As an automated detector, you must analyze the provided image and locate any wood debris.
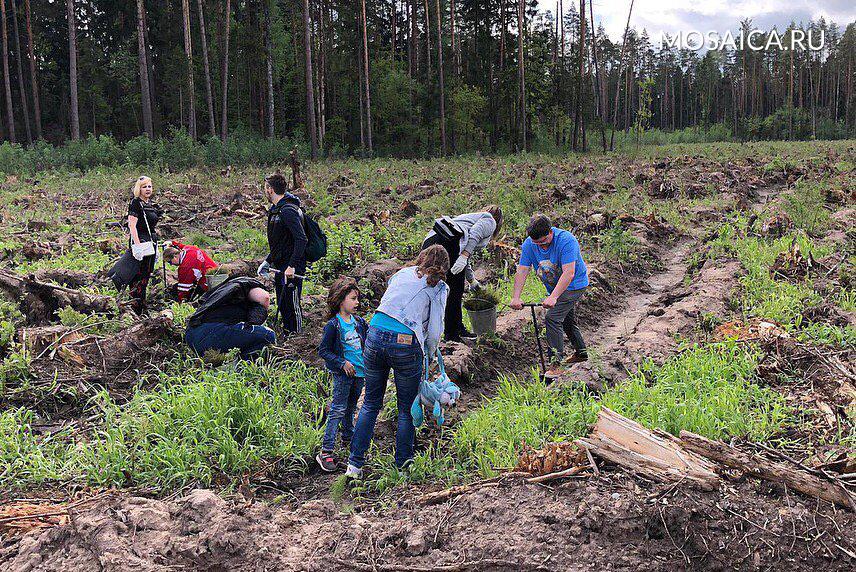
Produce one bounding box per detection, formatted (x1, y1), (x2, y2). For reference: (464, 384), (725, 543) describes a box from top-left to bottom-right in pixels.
(517, 441), (586, 476)
(576, 407), (720, 490)
(679, 430), (856, 511)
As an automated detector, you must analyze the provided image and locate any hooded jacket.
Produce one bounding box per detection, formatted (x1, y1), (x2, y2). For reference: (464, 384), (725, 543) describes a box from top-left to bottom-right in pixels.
(266, 194), (308, 272)
(375, 267), (448, 361)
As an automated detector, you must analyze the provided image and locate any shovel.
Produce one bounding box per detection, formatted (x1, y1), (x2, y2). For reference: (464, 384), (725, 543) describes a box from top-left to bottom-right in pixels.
(522, 303), (549, 383)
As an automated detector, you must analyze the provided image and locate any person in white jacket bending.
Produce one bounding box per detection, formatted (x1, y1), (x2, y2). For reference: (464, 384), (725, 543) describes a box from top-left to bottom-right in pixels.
(422, 205), (503, 341)
(346, 245), (450, 479)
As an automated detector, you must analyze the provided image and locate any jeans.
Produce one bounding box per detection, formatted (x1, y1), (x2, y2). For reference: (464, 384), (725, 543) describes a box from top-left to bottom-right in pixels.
(321, 373), (365, 452)
(185, 322), (276, 359)
(275, 276), (304, 334)
(349, 326), (423, 469)
(422, 234), (465, 338)
(544, 287), (587, 361)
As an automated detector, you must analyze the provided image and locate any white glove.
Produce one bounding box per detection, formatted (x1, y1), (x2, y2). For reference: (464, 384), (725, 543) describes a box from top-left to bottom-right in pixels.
(257, 260), (271, 277)
(131, 243), (145, 261)
(450, 255), (468, 275)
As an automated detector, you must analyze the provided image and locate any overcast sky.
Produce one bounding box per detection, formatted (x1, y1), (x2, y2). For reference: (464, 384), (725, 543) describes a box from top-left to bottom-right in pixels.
(536, 1), (856, 44)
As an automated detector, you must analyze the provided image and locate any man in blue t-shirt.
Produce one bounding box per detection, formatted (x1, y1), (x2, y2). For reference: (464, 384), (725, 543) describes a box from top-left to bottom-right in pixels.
(510, 214), (589, 377)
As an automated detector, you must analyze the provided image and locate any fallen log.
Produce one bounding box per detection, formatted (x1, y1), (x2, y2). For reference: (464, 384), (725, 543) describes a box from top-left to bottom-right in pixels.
(0, 269), (115, 323)
(33, 268), (93, 289)
(679, 430), (856, 511)
(100, 310), (175, 360)
(576, 407), (720, 491)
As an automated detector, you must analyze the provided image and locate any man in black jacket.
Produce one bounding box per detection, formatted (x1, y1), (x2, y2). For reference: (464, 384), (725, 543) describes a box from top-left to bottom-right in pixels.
(257, 173), (308, 334)
(184, 277), (276, 359)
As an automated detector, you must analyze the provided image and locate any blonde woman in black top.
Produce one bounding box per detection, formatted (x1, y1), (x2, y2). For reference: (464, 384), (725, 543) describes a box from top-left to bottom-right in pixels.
(127, 176), (161, 314)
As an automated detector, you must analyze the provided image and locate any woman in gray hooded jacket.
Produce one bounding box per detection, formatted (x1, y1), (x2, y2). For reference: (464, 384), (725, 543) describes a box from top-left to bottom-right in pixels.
(422, 205), (503, 341)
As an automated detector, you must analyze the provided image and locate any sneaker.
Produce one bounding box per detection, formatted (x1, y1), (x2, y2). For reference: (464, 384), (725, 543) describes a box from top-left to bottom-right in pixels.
(345, 464), (363, 480)
(565, 353), (588, 364)
(458, 328), (478, 340)
(544, 366), (568, 379)
(315, 451), (338, 473)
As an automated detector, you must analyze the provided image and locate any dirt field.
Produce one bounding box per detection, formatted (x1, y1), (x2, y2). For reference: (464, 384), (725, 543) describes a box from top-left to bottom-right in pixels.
(0, 141), (853, 570)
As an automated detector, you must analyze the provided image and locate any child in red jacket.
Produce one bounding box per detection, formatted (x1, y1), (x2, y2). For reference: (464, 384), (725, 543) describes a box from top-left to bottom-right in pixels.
(163, 241), (219, 302)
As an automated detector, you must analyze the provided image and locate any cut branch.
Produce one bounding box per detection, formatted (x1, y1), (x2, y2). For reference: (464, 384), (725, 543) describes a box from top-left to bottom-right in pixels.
(679, 430), (856, 511)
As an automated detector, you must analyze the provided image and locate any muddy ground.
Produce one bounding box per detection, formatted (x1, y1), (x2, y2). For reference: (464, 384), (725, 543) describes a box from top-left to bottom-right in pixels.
(1, 144), (854, 570)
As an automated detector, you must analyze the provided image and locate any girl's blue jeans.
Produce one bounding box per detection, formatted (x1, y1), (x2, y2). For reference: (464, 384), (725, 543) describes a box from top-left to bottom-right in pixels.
(321, 372), (364, 452)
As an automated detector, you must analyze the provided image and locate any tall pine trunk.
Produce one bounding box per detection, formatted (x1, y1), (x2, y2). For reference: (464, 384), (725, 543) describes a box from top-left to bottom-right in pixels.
(571, 0), (585, 151)
(66, 0), (79, 140)
(262, 0), (274, 138)
(391, 0), (396, 58)
(197, 0), (216, 137)
(23, 0), (38, 138)
(609, 0), (633, 150)
(11, 0), (30, 143)
(1, 0), (15, 142)
(450, 0), (459, 76)
(423, 0), (431, 75)
(434, 0), (445, 155)
(517, 0), (526, 151)
(218, 0), (230, 141)
(360, 0), (372, 154)
(136, 0), (153, 138)
(181, 0), (196, 139)
(303, 0), (318, 158)
(412, 0), (416, 77)
(588, 0), (605, 152)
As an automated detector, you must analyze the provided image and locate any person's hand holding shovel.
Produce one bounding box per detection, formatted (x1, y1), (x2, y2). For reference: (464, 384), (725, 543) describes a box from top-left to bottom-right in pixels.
(542, 294), (558, 309)
(510, 297), (523, 310)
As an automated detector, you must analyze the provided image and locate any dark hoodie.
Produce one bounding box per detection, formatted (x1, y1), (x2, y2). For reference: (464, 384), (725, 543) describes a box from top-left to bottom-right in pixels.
(266, 193), (308, 272)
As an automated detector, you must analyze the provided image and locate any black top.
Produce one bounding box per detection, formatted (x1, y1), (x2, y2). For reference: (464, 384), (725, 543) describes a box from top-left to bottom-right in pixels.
(201, 301), (249, 326)
(127, 198), (161, 243)
(188, 277), (266, 328)
(266, 195), (307, 272)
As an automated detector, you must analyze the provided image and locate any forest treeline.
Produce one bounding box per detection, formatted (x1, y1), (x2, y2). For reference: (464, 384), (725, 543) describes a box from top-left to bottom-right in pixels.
(0, 0), (853, 165)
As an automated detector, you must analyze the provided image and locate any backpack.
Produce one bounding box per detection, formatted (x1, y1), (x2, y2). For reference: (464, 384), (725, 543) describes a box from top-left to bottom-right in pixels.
(432, 216), (465, 242)
(279, 203), (327, 264)
(302, 210), (328, 263)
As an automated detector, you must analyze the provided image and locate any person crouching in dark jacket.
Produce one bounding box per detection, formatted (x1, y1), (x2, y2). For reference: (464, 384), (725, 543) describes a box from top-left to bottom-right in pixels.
(185, 277), (276, 359)
(257, 172), (307, 335)
(315, 277), (367, 473)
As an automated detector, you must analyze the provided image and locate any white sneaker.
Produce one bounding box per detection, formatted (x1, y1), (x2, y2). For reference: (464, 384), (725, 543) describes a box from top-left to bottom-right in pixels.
(345, 464), (363, 480)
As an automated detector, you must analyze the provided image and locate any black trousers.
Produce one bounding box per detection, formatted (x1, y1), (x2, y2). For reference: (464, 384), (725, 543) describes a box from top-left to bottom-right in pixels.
(128, 254), (156, 315)
(275, 276), (304, 334)
(421, 234), (465, 339)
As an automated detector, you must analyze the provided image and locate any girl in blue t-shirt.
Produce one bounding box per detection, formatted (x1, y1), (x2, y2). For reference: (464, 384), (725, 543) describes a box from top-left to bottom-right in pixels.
(317, 277), (368, 472)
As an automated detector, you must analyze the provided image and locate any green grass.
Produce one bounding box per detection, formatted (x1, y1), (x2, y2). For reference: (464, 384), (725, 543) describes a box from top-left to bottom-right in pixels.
(0, 355), (329, 491)
(0, 408), (74, 485)
(596, 220), (642, 265)
(0, 299), (23, 350)
(780, 182), (830, 235)
(15, 244), (111, 275)
(453, 376), (598, 478)
(222, 225), (268, 262)
(602, 342), (790, 441)
(708, 223), (832, 329)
